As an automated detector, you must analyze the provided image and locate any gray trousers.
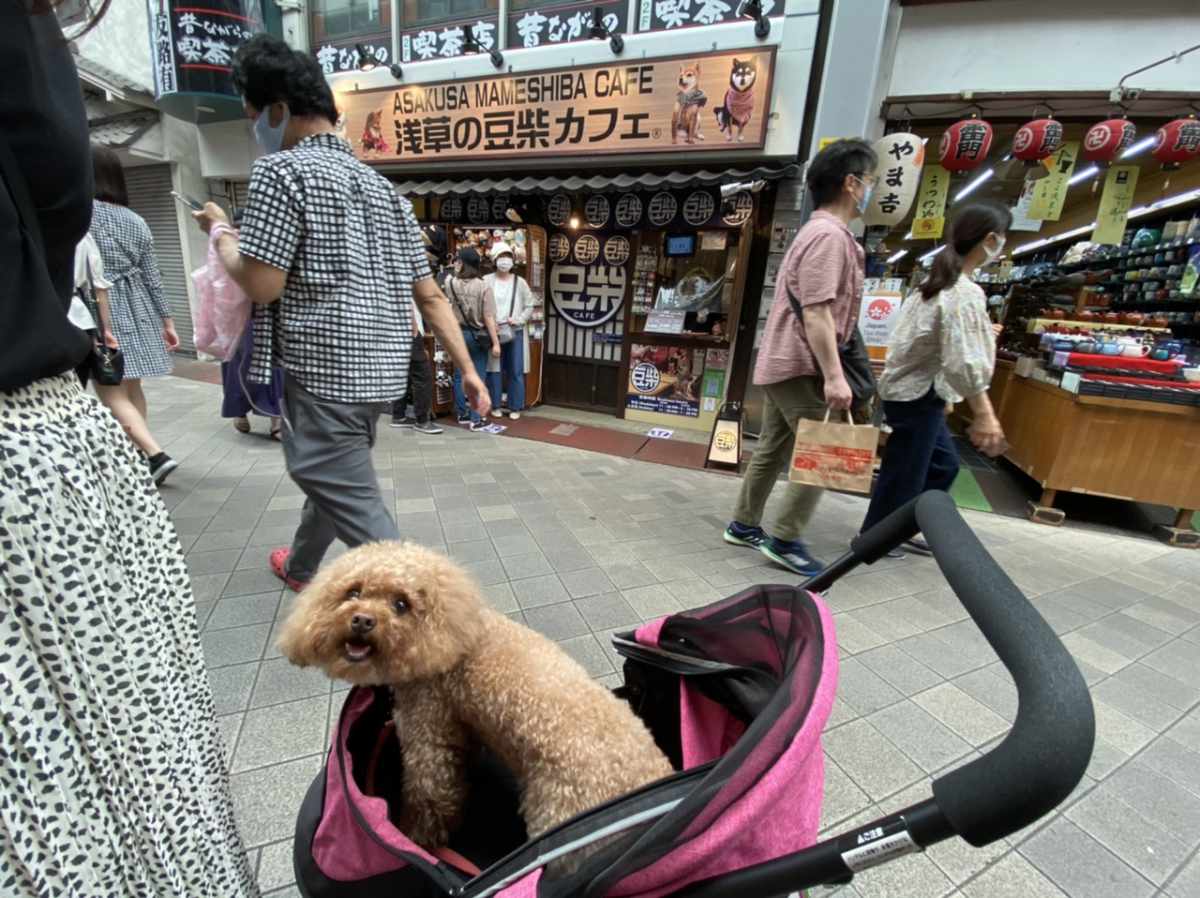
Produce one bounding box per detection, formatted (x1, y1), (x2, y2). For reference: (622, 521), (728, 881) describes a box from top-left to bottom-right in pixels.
(281, 374), (400, 580)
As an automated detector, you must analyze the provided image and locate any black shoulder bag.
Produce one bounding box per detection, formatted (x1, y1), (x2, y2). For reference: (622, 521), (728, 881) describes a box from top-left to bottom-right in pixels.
(81, 257), (124, 386)
(785, 287), (876, 404)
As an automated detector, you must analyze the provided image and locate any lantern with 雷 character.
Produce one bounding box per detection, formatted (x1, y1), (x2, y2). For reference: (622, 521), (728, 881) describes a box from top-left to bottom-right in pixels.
(1082, 118), (1137, 166)
(863, 132), (924, 228)
(938, 117), (993, 172)
(1152, 116), (1200, 170)
(1012, 117), (1063, 179)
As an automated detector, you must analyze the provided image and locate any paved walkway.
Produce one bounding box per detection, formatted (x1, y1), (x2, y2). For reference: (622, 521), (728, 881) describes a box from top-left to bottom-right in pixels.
(146, 376), (1200, 898)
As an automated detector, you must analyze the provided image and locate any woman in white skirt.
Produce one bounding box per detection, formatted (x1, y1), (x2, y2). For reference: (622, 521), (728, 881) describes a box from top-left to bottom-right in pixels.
(0, 4), (258, 896)
(89, 144), (182, 485)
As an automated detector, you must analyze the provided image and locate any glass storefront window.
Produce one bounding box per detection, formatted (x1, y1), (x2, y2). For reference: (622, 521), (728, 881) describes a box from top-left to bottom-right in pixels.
(400, 0), (497, 26)
(310, 0), (390, 43)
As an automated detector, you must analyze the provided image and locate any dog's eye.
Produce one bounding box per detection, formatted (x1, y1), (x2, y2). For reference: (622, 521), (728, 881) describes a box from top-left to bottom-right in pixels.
(393, 597), (409, 614)
(346, 588), (360, 601)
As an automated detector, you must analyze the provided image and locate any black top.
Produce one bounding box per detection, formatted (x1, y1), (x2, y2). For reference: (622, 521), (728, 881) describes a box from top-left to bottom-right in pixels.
(0, 2), (93, 390)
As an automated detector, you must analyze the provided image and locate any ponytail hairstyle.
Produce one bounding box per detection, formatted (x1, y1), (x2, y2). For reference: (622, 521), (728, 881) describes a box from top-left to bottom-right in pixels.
(919, 199), (1013, 300)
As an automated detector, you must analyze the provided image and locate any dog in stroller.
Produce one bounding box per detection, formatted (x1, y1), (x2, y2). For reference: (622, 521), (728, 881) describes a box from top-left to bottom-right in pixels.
(277, 541), (673, 851)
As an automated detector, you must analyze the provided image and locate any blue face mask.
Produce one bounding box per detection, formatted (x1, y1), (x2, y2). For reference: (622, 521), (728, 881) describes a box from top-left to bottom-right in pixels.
(253, 105), (290, 155)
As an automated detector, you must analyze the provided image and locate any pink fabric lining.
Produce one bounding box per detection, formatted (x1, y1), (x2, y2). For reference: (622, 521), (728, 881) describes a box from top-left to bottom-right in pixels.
(312, 689), (440, 882)
(613, 592), (838, 898)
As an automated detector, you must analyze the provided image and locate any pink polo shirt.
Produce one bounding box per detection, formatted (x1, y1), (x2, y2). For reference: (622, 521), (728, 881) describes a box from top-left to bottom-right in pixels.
(753, 210), (864, 386)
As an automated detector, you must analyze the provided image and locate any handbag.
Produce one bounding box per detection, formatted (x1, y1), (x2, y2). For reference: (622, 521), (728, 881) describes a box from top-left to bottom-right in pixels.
(81, 255), (125, 386)
(447, 279), (490, 348)
(785, 286), (876, 404)
(789, 409), (880, 495)
(492, 278), (514, 345)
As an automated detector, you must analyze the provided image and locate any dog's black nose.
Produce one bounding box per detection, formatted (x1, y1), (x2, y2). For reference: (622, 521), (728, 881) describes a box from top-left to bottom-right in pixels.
(351, 613), (375, 634)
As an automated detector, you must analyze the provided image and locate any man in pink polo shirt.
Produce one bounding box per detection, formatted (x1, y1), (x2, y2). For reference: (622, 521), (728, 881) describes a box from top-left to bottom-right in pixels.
(726, 139), (877, 576)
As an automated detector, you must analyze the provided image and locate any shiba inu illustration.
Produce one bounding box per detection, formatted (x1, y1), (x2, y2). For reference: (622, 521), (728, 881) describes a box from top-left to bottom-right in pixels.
(360, 109), (390, 154)
(671, 62), (707, 145)
(714, 58), (758, 143)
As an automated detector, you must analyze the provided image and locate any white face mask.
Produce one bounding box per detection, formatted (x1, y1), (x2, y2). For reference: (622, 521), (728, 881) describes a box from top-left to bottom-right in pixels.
(983, 234), (1006, 264)
(252, 104), (290, 155)
(496, 257), (514, 273)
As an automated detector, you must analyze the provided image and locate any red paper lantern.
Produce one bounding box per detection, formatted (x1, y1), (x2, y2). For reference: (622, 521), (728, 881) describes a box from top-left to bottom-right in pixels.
(1012, 118), (1063, 162)
(938, 117), (994, 172)
(1082, 118), (1137, 165)
(1153, 116), (1200, 169)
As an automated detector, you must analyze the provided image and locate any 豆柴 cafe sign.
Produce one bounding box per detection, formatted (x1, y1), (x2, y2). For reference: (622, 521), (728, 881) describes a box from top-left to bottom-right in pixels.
(338, 48), (775, 164)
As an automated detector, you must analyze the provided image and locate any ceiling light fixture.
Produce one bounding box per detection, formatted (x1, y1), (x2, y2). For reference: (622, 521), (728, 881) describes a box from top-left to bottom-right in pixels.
(954, 168), (994, 202)
(1120, 135), (1157, 159)
(1012, 186), (1200, 256)
(1068, 164), (1100, 186)
(919, 245), (945, 263)
(887, 249), (908, 264)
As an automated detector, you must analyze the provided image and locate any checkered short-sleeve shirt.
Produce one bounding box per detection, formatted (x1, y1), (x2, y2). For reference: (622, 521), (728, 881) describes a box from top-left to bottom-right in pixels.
(240, 133), (429, 404)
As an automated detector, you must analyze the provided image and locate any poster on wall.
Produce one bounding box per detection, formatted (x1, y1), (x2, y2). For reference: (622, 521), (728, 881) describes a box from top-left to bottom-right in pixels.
(627, 344), (706, 417)
(857, 288), (904, 359)
(508, 1), (626, 49)
(339, 48), (775, 164)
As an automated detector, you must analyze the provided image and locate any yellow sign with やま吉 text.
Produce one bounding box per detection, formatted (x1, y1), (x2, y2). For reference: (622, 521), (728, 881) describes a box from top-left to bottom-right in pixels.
(1027, 140), (1080, 221)
(910, 164), (950, 239)
(1092, 165), (1140, 245)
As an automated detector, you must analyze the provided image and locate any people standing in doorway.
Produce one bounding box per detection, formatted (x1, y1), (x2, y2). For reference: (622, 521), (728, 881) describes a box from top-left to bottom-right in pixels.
(860, 200), (1010, 554)
(483, 241), (534, 420)
(0, 4), (258, 894)
(89, 145), (181, 484)
(725, 138), (876, 577)
(391, 235), (443, 434)
(447, 246), (500, 431)
(192, 34), (489, 592)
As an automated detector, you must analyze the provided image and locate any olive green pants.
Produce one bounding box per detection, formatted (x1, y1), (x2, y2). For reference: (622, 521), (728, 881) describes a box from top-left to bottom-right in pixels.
(732, 376), (829, 543)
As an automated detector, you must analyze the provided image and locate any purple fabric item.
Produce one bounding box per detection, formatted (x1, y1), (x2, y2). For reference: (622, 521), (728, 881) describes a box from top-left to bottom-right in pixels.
(221, 322), (282, 418)
(619, 591), (838, 898)
(312, 689), (439, 882)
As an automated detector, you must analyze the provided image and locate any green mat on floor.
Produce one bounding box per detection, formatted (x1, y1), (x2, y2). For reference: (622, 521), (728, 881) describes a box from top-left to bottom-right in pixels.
(950, 468), (993, 513)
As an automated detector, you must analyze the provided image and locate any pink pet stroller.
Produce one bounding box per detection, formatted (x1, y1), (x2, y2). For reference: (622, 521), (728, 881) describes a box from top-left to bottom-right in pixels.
(293, 492), (1095, 897)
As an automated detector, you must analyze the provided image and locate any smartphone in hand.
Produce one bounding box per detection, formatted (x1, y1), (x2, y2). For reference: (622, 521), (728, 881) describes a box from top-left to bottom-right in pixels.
(170, 191), (205, 212)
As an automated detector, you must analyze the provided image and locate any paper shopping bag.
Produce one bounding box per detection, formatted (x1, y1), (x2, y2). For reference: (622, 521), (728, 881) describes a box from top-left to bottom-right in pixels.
(789, 410), (880, 494)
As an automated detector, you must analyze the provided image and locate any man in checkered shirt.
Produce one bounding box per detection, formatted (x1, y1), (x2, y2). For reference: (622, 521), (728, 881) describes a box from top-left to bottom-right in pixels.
(195, 34), (490, 589)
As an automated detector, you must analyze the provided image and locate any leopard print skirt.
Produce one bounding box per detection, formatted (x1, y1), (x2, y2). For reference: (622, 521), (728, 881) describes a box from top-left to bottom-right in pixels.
(0, 375), (258, 898)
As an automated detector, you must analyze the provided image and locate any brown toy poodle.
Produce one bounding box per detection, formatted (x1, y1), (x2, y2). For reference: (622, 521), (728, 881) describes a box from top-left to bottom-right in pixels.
(277, 541), (674, 850)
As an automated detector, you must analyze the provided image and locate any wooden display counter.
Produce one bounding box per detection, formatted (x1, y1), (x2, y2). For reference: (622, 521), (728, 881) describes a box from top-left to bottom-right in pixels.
(994, 369), (1200, 546)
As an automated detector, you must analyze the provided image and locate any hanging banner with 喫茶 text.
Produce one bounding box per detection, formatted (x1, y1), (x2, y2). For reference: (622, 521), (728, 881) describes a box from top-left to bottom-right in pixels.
(338, 48), (775, 164)
(1092, 165), (1140, 246)
(1027, 141), (1079, 222)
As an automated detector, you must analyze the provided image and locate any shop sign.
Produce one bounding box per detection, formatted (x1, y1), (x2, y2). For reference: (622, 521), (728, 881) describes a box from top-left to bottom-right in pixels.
(627, 345), (706, 418)
(341, 48), (774, 164)
(645, 309), (686, 333)
(637, 0), (778, 32)
(857, 289), (904, 354)
(549, 259), (627, 328)
(700, 348), (728, 413)
(910, 164), (950, 240)
(508, 1), (626, 49)
(1027, 141), (1079, 222)
(399, 18), (499, 63)
(1092, 165), (1140, 246)
(1009, 178), (1043, 232)
(863, 133), (924, 228)
(149, 0), (260, 100)
(315, 37), (391, 75)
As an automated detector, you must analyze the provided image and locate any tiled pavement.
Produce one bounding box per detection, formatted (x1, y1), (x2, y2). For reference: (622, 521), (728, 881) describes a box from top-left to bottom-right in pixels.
(143, 376), (1200, 898)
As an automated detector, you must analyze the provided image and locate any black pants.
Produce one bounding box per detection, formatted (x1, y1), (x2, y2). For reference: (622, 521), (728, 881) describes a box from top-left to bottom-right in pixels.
(392, 333), (433, 422)
(861, 388), (961, 532)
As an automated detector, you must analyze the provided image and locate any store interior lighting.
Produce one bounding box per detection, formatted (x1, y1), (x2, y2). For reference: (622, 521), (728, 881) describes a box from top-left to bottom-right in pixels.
(1063, 137), (1158, 188)
(887, 249), (908, 264)
(737, 0), (771, 39)
(588, 6), (624, 54)
(1068, 165), (1100, 186)
(953, 168), (995, 202)
(355, 43), (377, 72)
(1121, 135), (1158, 159)
(1010, 186), (1200, 256)
(919, 245), (945, 263)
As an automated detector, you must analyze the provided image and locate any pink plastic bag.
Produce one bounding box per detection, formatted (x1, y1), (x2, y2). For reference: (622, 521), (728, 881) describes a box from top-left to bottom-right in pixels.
(191, 230), (250, 361)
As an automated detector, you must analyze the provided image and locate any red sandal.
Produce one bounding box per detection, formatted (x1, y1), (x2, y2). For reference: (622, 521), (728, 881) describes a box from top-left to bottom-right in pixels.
(269, 547), (310, 592)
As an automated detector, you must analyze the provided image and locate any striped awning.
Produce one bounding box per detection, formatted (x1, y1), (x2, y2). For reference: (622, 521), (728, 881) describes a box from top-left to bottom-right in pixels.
(391, 164), (801, 197)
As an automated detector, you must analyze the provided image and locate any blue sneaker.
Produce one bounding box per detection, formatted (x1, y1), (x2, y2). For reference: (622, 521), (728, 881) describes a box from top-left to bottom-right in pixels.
(759, 536), (825, 577)
(724, 521), (766, 548)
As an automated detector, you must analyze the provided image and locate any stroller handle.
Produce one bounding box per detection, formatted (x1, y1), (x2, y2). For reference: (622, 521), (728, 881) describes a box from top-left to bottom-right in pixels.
(852, 491), (1096, 846)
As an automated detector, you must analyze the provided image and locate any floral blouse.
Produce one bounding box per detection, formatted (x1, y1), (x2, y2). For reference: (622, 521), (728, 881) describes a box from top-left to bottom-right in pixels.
(877, 275), (996, 404)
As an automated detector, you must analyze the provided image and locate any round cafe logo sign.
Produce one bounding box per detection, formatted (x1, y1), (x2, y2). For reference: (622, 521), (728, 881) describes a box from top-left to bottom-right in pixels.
(548, 233), (570, 262)
(546, 193), (571, 227)
(683, 190), (715, 226)
(866, 299), (893, 321)
(604, 236), (630, 265)
(574, 234), (600, 264)
(585, 195), (611, 228)
(615, 193), (642, 227)
(631, 362), (661, 394)
(647, 192), (678, 227)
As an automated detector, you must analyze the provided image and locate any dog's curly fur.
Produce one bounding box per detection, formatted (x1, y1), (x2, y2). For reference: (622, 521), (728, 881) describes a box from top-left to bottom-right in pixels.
(278, 541), (674, 850)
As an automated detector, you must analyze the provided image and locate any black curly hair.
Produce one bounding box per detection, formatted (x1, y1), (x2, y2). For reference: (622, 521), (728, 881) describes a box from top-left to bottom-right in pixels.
(232, 34), (338, 125)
